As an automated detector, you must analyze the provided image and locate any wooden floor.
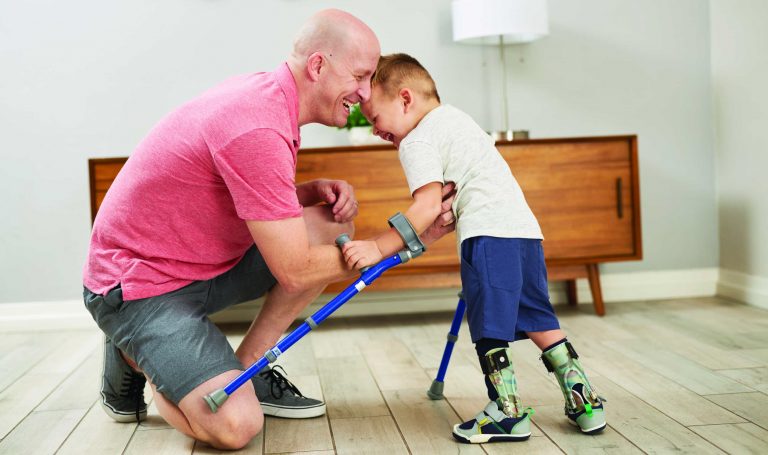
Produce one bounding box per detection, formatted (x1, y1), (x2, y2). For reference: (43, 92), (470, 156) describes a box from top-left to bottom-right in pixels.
(2, 297), (768, 454)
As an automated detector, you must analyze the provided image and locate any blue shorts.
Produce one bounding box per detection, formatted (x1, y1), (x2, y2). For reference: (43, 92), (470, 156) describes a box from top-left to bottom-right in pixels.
(460, 236), (560, 343)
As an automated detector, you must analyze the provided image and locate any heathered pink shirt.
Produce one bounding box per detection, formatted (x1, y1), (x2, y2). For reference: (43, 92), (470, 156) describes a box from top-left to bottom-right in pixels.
(84, 63), (303, 300)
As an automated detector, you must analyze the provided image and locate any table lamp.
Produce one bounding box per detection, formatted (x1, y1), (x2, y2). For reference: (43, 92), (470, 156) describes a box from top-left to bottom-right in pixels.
(452, 0), (549, 141)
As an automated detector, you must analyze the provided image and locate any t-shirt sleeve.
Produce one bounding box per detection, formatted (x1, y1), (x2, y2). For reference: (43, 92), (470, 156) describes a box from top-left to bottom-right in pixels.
(212, 128), (302, 221)
(398, 140), (444, 195)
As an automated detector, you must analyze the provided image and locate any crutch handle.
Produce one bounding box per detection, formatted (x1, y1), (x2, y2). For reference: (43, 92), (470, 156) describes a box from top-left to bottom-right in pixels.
(335, 233), (371, 272)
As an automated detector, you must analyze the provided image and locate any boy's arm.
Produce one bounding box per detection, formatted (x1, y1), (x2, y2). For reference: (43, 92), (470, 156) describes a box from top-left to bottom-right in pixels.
(373, 182), (444, 257)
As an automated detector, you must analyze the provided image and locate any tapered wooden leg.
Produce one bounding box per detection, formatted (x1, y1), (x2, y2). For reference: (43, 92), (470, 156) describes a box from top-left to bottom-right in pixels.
(565, 280), (578, 306)
(586, 264), (606, 316)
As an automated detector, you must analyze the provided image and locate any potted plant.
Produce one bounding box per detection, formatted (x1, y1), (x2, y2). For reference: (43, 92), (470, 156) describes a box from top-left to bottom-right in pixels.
(341, 104), (386, 145)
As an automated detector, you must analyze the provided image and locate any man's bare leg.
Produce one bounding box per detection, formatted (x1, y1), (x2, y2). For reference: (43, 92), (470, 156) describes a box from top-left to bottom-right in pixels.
(119, 353), (262, 450)
(235, 205), (352, 364)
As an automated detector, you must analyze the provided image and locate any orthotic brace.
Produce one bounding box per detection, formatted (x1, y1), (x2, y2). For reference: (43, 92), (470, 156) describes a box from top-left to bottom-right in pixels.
(388, 212), (426, 258)
(480, 348), (524, 418)
(541, 341), (601, 416)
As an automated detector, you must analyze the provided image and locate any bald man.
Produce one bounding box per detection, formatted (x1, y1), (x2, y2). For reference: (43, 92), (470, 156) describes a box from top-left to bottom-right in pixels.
(83, 9), (455, 449)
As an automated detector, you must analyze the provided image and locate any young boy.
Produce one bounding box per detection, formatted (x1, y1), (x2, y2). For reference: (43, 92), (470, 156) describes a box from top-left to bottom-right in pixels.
(341, 54), (606, 443)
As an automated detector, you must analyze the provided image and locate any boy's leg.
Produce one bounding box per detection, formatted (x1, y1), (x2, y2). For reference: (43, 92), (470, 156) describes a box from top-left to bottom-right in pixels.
(453, 346), (532, 444)
(518, 239), (605, 434)
(452, 238), (532, 444)
(539, 338), (606, 434)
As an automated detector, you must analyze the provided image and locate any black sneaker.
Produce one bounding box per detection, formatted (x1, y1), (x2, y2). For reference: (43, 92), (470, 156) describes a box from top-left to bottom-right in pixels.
(252, 365), (326, 418)
(100, 337), (147, 422)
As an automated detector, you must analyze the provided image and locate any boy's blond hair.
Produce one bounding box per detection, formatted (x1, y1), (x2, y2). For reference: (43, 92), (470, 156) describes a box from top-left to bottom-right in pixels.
(372, 53), (441, 103)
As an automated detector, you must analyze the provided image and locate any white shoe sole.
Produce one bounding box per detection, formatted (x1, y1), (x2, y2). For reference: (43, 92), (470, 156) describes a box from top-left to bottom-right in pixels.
(100, 401), (147, 423)
(452, 424), (530, 443)
(568, 416), (606, 434)
(261, 402), (326, 419)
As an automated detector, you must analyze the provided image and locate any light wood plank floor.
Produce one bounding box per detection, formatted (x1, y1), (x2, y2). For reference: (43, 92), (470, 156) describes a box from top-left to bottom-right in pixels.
(2, 297), (768, 454)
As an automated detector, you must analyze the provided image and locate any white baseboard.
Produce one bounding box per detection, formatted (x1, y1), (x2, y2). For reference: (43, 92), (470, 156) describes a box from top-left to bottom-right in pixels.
(0, 267), (755, 331)
(717, 268), (768, 310)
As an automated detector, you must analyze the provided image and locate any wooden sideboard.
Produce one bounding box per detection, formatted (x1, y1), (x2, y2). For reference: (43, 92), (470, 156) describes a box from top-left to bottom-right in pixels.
(89, 135), (641, 315)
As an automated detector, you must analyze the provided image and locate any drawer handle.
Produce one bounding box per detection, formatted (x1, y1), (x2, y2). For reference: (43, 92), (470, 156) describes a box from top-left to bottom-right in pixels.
(615, 178), (623, 219)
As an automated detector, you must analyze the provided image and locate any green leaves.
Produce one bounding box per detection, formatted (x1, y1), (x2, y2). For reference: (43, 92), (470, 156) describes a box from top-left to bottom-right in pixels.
(341, 104), (371, 130)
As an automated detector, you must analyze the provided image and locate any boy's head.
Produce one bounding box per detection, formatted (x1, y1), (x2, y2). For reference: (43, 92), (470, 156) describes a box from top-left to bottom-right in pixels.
(361, 53), (441, 147)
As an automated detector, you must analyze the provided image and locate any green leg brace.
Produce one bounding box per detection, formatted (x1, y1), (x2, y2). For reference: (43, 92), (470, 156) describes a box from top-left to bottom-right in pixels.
(541, 341), (602, 416)
(481, 348), (524, 418)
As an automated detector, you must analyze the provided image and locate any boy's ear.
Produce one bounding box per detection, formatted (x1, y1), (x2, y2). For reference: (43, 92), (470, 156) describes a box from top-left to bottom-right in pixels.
(399, 88), (414, 113)
(306, 52), (325, 82)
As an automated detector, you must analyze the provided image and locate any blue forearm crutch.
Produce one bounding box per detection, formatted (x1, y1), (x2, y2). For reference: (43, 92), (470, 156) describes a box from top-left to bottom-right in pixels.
(426, 292), (466, 400)
(203, 233), (424, 412)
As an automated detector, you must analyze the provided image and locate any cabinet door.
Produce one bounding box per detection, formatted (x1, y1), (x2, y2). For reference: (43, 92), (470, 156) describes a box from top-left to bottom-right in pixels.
(498, 139), (639, 264)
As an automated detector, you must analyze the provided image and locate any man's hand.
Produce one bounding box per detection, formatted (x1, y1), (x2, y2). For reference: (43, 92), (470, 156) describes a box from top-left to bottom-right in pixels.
(421, 181), (457, 245)
(316, 179), (358, 223)
(341, 240), (383, 270)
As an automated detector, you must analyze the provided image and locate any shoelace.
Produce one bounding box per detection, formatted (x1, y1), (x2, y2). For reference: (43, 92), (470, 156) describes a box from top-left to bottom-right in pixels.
(120, 372), (145, 422)
(260, 365), (304, 399)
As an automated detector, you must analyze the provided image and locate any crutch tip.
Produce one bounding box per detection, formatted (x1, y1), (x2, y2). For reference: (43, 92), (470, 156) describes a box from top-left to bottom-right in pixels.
(426, 380), (445, 400)
(203, 388), (229, 413)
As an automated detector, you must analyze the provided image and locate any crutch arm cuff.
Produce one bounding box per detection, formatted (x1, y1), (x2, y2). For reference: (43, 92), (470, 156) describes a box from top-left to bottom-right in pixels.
(388, 212), (426, 257)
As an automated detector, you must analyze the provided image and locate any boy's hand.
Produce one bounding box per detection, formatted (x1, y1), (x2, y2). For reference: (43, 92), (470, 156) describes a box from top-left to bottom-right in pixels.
(341, 240), (384, 270)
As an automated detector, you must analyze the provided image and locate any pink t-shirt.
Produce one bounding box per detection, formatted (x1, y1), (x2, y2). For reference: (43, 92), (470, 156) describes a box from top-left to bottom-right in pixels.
(84, 63), (303, 300)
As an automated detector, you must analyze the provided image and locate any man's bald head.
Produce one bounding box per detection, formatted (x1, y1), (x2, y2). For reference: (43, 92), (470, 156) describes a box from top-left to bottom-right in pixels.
(288, 9), (381, 127)
(291, 9), (379, 63)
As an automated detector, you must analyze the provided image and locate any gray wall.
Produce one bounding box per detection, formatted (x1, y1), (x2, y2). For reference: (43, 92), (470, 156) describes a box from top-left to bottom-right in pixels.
(711, 0), (768, 278)
(0, 0), (717, 303)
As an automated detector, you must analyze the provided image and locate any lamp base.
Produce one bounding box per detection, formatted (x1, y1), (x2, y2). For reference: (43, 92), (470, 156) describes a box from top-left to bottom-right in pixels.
(491, 130), (530, 142)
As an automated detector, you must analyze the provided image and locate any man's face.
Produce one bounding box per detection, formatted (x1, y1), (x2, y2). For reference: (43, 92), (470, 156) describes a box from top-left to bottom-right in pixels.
(361, 85), (412, 148)
(320, 44), (379, 127)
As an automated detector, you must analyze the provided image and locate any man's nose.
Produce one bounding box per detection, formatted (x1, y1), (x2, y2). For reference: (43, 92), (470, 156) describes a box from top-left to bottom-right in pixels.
(357, 83), (371, 103)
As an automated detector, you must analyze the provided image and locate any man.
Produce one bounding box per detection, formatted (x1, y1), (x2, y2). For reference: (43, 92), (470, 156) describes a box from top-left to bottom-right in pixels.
(83, 9), (455, 450)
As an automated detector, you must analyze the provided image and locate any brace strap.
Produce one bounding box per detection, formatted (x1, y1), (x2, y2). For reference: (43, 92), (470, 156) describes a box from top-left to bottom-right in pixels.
(480, 348), (510, 375)
(541, 340), (579, 373)
(388, 212), (426, 254)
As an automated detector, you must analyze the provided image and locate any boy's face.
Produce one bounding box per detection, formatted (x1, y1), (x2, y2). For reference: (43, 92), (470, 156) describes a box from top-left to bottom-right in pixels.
(361, 85), (414, 148)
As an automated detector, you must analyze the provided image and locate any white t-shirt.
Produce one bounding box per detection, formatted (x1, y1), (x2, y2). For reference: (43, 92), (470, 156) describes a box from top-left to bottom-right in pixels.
(398, 104), (543, 245)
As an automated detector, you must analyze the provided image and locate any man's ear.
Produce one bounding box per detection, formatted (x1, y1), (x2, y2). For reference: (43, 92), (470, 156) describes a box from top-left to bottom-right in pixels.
(306, 52), (324, 82)
(399, 88), (413, 113)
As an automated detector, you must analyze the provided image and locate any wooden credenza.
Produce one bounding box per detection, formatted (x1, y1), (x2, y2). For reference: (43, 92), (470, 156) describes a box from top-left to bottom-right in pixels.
(89, 135), (641, 315)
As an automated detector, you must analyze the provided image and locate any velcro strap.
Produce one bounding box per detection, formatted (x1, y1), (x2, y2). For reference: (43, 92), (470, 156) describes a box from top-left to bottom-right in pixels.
(566, 341), (579, 359)
(388, 212), (426, 254)
(541, 355), (555, 373)
(480, 349), (510, 375)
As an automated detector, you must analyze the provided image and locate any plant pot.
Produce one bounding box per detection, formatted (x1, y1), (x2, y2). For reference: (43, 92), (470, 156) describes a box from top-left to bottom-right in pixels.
(347, 127), (388, 146)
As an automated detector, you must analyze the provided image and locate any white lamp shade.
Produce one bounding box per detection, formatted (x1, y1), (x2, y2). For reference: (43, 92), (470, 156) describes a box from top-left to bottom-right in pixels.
(452, 0), (549, 44)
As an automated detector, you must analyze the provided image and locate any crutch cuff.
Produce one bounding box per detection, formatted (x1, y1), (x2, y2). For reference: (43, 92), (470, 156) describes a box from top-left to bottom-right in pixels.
(388, 212), (426, 257)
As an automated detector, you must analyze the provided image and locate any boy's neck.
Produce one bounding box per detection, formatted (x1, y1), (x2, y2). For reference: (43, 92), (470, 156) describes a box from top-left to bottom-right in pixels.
(412, 99), (442, 128)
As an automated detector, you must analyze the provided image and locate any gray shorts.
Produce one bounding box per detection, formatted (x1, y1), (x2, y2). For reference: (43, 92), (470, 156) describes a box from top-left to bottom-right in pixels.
(84, 246), (276, 404)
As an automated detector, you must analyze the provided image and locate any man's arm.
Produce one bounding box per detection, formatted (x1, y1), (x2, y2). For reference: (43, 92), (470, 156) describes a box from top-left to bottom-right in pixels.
(247, 217), (354, 294)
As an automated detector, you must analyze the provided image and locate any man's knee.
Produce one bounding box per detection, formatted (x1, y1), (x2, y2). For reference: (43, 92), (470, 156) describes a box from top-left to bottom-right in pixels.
(205, 411), (263, 450)
(180, 373), (264, 450)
